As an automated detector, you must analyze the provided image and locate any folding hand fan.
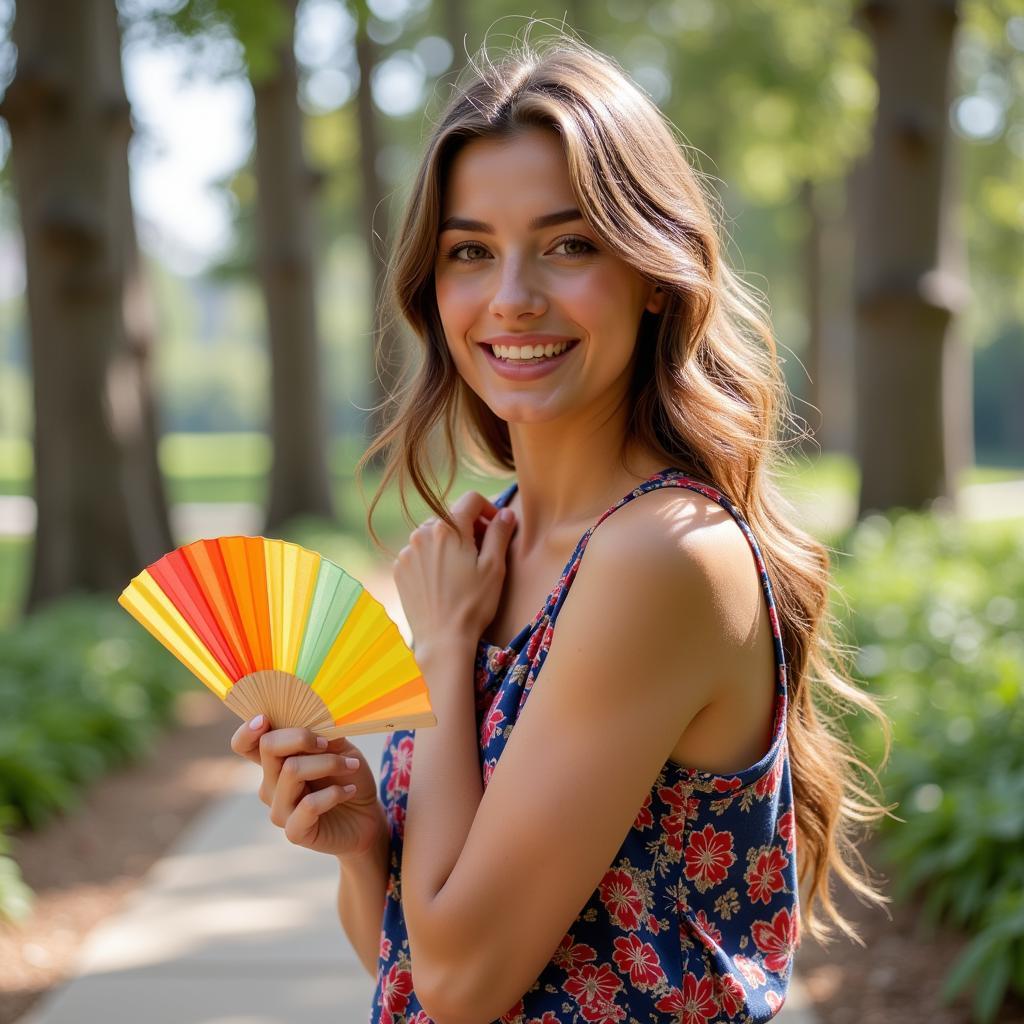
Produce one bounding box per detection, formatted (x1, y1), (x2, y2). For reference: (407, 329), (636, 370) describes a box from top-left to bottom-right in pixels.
(117, 535), (436, 738)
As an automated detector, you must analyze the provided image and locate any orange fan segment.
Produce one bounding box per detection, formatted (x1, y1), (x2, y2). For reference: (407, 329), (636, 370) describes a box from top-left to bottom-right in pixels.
(219, 536), (275, 671)
(332, 677), (432, 727)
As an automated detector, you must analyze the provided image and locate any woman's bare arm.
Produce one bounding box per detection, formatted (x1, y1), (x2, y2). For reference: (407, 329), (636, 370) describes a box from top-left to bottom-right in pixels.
(336, 807), (391, 978)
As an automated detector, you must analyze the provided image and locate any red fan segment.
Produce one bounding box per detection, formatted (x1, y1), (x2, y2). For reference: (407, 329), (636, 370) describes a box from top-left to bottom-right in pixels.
(148, 548), (246, 680)
(182, 538), (258, 678)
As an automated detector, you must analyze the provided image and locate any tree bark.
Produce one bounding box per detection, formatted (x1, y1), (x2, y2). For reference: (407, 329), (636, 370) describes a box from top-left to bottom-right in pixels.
(441, 0), (470, 78)
(0, 0), (173, 617)
(353, 0), (406, 469)
(852, 0), (971, 516)
(252, 0), (336, 531)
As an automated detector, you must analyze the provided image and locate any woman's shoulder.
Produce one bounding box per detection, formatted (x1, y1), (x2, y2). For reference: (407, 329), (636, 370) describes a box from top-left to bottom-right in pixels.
(586, 482), (767, 653)
(597, 476), (751, 567)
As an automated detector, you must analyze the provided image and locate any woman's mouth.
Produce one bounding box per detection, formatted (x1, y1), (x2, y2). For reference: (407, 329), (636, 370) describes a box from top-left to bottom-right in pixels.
(479, 338), (582, 380)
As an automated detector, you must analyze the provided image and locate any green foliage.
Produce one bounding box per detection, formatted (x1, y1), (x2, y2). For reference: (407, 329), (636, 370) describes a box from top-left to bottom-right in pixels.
(141, 0), (294, 85)
(0, 804), (33, 924)
(834, 510), (1024, 1022)
(0, 594), (192, 829)
(0, 593), (192, 920)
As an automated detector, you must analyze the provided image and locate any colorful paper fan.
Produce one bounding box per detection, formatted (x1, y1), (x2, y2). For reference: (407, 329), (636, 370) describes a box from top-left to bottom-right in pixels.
(117, 535), (436, 738)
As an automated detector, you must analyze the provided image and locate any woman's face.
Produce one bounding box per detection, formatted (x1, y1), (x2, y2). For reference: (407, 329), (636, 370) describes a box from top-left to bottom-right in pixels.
(434, 126), (665, 423)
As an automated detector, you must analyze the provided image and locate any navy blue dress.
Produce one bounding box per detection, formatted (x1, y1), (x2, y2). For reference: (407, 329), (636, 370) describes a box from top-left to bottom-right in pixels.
(370, 468), (799, 1023)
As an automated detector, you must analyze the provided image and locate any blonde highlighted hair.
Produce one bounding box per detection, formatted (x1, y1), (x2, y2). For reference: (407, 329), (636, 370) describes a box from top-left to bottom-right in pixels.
(356, 19), (895, 947)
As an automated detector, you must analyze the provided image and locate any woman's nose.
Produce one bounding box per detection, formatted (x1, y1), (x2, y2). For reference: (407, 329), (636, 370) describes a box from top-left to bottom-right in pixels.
(487, 259), (546, 319)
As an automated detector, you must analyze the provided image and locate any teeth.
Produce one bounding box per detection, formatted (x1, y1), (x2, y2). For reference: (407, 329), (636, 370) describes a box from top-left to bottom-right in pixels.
(491, 340), (573, 360)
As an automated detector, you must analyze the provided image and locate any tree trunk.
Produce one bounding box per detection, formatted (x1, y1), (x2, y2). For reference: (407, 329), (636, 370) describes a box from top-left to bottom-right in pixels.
(799, 179), (826, 455)
(802, 173), (858, 458)
(252, 0), (336, 531)
(852, 0), (971, 516)
(353, 0), (406, 470)
(441, 0), (470, 78)
(0, 0), (173, 617)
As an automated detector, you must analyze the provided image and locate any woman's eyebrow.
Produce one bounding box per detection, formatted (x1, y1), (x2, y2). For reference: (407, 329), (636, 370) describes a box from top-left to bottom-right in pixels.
(438, 208), (584, 234)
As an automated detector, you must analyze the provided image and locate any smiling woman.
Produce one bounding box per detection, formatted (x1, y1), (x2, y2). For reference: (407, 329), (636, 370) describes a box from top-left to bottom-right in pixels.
(350, 18), (893, 1024)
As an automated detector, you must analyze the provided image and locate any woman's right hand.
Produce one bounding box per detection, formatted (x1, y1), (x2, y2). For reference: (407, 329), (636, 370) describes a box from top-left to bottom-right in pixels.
(230, 714), (387, 860)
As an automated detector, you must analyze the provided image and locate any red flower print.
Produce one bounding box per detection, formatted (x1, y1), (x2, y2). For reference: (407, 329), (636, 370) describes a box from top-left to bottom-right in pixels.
(684, 824), (736, 892)
(754, 757), (783, 800)
(778, 807), (796, 853)
(408, 1013), (433, 1024)
(527, 628), (545, 660)
(526, 1014), (562, 1024)
(653, 972), (718, 1024)
(658, 783), (698, 854)
(712, 776), (743, 793)
(766, 989), (784, 1012)
(499, 997), (525, 1022)
(481, 704), (506, 747)
(390, 801), (406, 840)
(752, 905), (799, 972)
(691, 908), (723, 947)
(598, 868), (645, 930)
(563, 963), (624, 1014)
(551, 934), (597, 972)
(380, 962), (413, 1016)
(378, 932), (391, 960)
(660, 781), (700, 820)
(734, 953), (767, 988)
(647, 913), (661, 934)
(633, 791), (654, 831)
(745, 845), (788, 905)
(611, 932), (667, 989)
(715, 971), (747, 1016)
(386, 735), (414, 797)
(483, 757), (497, 786)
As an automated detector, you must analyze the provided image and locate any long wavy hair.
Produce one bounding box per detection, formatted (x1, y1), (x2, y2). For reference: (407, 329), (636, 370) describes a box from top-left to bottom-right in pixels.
(355, 20), (895, 947)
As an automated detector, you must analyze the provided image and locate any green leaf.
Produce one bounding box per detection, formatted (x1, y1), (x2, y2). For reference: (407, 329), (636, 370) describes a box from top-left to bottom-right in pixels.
(974, 946), (1012, 1024)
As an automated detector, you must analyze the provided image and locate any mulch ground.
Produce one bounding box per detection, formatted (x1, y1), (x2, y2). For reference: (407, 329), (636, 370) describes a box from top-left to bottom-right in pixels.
(2, 694), (1023, 1024)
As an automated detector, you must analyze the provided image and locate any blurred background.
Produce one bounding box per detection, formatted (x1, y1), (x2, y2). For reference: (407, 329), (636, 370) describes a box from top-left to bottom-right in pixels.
(0, 1), (1021, 1022)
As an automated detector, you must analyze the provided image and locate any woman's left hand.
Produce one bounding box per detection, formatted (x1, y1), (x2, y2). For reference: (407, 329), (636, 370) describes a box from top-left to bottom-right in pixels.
(392, 491), (518, 656)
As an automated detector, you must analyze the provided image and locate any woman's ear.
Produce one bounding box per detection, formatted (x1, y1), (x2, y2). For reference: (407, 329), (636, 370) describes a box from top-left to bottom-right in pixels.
(645, 285), (667, 316)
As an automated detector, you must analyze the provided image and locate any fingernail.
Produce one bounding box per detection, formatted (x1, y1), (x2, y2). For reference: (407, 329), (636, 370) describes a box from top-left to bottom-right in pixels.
(250, 714), (264, 729)
(500, 508), (513, 523)
(345, 756), (360, 770)
(316, 736), (328, 749)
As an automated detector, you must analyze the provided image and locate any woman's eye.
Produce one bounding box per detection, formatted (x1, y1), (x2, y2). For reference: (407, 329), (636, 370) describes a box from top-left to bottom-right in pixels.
(446, 242), (489, 262)
(554, 236), (596, 258)
(442, 235), (596, 263)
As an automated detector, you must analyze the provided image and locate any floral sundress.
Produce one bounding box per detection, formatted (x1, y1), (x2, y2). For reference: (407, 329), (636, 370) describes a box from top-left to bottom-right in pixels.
(369, 468), (799, 1023)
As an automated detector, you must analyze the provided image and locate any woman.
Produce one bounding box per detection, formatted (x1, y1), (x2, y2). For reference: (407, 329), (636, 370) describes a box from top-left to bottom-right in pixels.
(232, 23), (891, 1024)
